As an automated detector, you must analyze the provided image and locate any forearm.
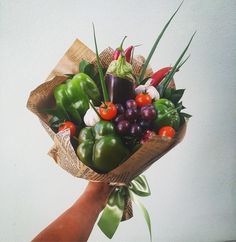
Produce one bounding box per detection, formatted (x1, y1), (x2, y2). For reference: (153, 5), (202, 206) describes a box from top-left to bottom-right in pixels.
(32, 182), (113, 242)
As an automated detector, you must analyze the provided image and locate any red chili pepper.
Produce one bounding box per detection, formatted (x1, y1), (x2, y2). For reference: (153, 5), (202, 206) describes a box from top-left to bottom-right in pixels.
(113, 36), (127, 61)
(124, 46), (133, 63)
(150, 67), (172, 86)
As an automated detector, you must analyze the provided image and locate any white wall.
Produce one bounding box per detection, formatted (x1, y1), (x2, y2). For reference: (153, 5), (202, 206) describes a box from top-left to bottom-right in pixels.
(0, 0), (236, 241)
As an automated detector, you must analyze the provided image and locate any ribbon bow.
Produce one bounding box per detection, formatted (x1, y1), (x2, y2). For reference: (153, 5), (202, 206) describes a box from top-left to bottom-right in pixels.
(98, 175), (152, 241)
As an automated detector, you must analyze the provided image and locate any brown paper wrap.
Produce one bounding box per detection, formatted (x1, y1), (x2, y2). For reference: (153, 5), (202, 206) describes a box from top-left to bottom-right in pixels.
(27, 39), (186, 220)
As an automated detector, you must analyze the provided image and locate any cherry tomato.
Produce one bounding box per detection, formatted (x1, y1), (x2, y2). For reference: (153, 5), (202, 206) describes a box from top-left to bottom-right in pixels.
(135, 93), (152, 107)
(99, 102), (117, 120)
(58, 121), (76, 137)
(158, 126), (176, 139)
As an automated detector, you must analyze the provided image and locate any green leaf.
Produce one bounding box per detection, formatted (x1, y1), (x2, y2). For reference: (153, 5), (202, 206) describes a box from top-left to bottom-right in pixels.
(170, 89), (185, 104)
(140, 76), (151, 85)
(158, 31), (196, 97)
(175, 101), (186, 112)
(179, 112), (192, 126)
(138, 1), (184, 84)
(40, 107), (68, 120)
(92, 23), (109, 102)
(79, 60), (89, 73)
(64, 74), (75, 78)
(79, 60), (96, 78)
(163, 87), (174, 99)
(180, 112), (192, 118)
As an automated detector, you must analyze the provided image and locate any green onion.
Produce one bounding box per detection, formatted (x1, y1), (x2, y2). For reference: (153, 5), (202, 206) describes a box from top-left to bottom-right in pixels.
(158, 31), (196, 97)
(177, 54), (191, 70)
(88, 100), (102, 119)
(138, 1), (184, 84)
(92, 23), (109, 102)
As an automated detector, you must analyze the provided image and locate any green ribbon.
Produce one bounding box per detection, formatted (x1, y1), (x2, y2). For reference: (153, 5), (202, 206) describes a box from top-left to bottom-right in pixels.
(98, 175), (152, 241)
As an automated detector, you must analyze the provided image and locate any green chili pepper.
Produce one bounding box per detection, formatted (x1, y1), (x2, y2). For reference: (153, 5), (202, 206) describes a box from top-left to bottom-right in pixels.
(77, 120), (130, 173)
(54, 73), (100, 125)
(153, 98), (180, 131)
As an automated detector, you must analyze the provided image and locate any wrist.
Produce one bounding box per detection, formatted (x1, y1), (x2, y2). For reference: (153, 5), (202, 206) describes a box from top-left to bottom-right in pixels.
(83, 182), (114, 209)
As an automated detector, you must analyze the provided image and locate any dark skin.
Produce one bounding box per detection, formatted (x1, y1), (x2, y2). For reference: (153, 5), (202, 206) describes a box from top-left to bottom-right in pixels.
(32, 182), (114, 242)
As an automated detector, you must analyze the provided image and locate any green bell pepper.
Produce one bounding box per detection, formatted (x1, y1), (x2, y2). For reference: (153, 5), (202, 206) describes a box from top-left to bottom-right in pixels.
(77, 120), (130, 173)
(153, 98), (180, 131)
(54, 73), (100, 125)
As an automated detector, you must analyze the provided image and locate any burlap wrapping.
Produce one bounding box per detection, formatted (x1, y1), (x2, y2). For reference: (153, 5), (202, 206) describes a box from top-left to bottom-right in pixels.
(27, 39), (186, 220)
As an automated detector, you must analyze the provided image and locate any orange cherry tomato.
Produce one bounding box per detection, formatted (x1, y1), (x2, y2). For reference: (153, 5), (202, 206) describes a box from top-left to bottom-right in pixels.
(158, 126), (176, 138)
(99, 102), (117, 120)
(135, 93), (152, 107)
(58, 121), (76, 137)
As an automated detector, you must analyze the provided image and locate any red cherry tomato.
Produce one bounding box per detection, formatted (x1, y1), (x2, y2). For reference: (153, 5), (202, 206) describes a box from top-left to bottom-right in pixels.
(135, 93), (152, 107)
(58, 121), (76, 137)
(158, 126), (176, 139)
(99, 102), (117, 120)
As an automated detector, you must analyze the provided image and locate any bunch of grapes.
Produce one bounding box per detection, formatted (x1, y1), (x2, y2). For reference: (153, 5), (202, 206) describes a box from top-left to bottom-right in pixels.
(114, 99), (157, 139)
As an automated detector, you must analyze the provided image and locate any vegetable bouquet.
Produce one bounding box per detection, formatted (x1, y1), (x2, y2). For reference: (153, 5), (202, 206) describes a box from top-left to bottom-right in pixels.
(27, 3), (194, 240)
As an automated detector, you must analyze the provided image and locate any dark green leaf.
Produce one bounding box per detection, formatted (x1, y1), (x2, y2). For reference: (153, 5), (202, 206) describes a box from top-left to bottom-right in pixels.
(48, 116), (60, 125)
(40, 107), (69, 122)
(163, 88), (174, 99)
(174, 89), (185, 96)
(170, 89), (185, 104)
(180, 112), (192, 118)
(79, 60), (96, 78)
(179, 112), (192, 126)
(138, 1), (183, 84)
(175, 101), (186, 112)
(140, 76), (151, 85)
(79, 60), (90, 73)
(64, 74), (75, 78)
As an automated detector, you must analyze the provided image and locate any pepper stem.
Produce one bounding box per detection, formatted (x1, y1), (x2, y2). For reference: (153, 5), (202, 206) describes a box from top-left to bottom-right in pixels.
(119, 36), (127, 50)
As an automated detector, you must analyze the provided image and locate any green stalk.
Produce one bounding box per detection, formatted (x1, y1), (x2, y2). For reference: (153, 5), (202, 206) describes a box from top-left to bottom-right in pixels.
(92, 23), (109, 102)
(138, 1), (184, 84)
(177, 54), (191, 70)
(88, 100), (102, 119)
(119, 36), (127, 50)
(158, 32), (196, 97)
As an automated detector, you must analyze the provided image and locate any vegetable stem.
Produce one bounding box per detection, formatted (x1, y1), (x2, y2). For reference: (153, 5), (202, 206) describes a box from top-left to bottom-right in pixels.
(120, 36), (127, 49)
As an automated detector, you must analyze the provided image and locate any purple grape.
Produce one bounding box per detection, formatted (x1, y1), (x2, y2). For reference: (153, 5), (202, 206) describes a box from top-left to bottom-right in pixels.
(140, 120), (151, 130)
(115, 104), (125, 114)
(141, 106), (157, 121)
(130, 124), (142, 136)
(126, 99), (137, 109)
(125, 108), (138, 121)
(140, 104), (155, 112)
(116, 120), (130, 134)
(114, 114), (125, 123)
